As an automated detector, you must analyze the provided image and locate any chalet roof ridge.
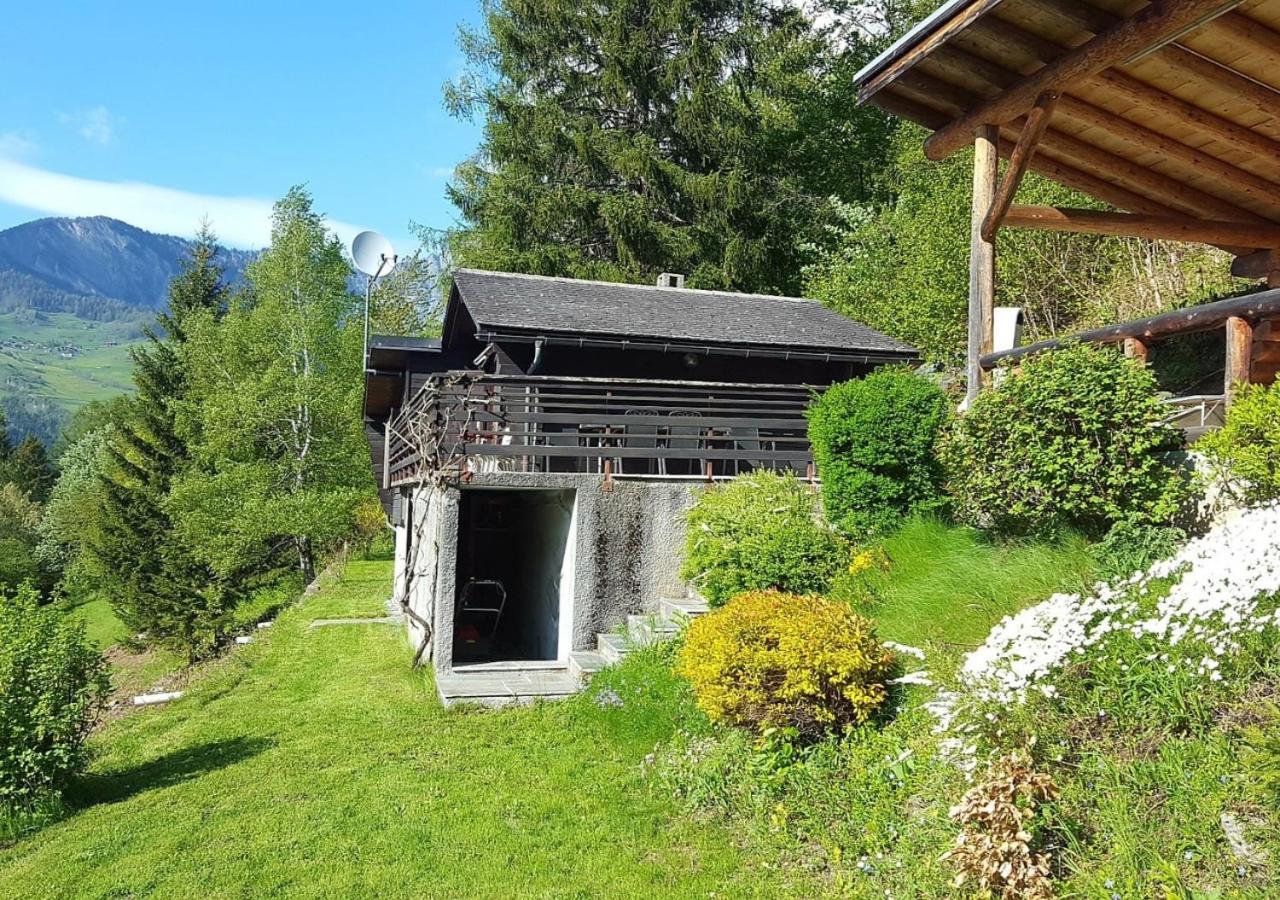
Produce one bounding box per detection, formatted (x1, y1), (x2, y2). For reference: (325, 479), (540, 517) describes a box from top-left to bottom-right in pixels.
(452, 267), (822, 306)
(450, 268), (918, 358)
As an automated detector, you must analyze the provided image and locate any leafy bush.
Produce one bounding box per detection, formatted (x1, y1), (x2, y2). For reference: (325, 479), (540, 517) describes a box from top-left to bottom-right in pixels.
(806, 367), (949, 538)
(679, 471), (847, 605)
(677, 590), (894, 738)
(1200, 380), (1280, 503)
(1091, 517), (1184, 583)
(0, 584), (109, 810)
(941, 343), (1189, 538)
(940, 750), (1058, 900)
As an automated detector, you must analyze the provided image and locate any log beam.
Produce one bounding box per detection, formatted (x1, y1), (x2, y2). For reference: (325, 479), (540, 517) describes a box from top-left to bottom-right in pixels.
(981, 92), (1058, 241)
(1001, 206), (1280, 248)
(967, 125), (999, 405)
(925, 0), (1245, 160)
(981, 289), (1280, 368)
(1124, 337), (1149, 363)
(1226, 315), (1254, 399)
(1232, 249), (1280, 280)
(894, 67), (1268, 225)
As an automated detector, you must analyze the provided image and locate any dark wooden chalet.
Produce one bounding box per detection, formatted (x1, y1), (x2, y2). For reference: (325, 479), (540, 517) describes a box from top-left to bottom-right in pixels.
(363, 269), (917, 496)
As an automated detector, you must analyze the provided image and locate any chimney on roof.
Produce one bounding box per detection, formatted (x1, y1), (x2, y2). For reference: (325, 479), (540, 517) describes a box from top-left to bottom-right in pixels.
(657, 272), (686, 289)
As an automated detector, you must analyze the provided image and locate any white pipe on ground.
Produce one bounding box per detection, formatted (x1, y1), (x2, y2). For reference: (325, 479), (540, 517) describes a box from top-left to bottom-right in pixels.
(132, 691), (184, 707)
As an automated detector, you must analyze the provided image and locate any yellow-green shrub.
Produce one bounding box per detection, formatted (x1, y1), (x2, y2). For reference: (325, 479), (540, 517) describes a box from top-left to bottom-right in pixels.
(677, 590), (894, 738)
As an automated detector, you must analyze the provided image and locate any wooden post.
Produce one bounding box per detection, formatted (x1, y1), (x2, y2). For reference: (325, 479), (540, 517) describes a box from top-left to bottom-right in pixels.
(981, 92), (1058, 242)
(383, 415), (393, 490)
(1123, 337), (1148, 364)
(967, 125), (999, 405)
(1225, 315), (1253, 403)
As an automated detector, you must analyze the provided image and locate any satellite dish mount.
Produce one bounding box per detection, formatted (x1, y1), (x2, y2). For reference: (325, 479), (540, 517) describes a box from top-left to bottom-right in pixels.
(351, 230), (397, 367)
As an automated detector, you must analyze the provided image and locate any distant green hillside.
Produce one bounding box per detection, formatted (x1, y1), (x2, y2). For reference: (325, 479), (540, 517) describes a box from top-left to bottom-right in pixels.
(0, 310), (142, 445)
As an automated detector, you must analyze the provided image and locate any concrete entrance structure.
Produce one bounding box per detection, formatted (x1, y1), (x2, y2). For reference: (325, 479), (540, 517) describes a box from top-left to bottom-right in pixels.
(394, 472), (698, 703)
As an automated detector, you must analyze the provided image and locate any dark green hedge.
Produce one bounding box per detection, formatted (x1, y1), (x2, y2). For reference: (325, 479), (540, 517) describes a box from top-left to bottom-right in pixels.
(806, 367), (950, 539)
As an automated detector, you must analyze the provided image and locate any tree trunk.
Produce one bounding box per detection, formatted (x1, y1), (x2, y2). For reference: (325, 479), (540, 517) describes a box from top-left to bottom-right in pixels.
(297, 536), (316, 584)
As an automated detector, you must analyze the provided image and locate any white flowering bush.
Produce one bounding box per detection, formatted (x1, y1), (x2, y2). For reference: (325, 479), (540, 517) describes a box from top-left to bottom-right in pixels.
(929, 504), (1280, 752)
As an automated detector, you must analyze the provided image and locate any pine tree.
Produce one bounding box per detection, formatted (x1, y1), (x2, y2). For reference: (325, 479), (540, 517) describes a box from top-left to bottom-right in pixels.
(0, 409), (12, 462)
(6, 436), (54, 502)
(445, 0), (867, 294)
(89, 230), (238, 660)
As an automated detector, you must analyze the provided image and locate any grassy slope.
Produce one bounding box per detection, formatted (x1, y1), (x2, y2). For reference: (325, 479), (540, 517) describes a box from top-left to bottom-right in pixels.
(0, 311), (139, 410)
(861, 518), (1097, 648)
(0, 560), (809, 899)
(64, 594), (130, 649)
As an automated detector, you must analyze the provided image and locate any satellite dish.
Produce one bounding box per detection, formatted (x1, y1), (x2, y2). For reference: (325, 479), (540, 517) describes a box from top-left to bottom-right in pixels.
(351, 230), (396, 278)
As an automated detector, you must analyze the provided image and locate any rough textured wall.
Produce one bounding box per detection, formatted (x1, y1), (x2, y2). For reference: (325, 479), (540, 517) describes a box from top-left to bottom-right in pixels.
(404, 484), (458, 668)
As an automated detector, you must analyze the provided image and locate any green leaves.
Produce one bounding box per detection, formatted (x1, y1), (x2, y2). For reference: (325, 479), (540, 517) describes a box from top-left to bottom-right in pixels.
(174, 187), (373, 585)
(680, 471), (847, 605)
(1200, 382), (1280, 504)
(446, 0), (876, 294)
(942, 344), (1191, 539)
(0, 583), (108, 809)
(806, 367), (950, 539)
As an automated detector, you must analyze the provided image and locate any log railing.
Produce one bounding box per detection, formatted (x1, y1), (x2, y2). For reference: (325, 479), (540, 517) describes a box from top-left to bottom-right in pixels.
(385, 372), (820, 486)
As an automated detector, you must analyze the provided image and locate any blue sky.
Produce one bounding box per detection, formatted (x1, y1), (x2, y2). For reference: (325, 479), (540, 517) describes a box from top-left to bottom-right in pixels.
(0, 0), (484, 251)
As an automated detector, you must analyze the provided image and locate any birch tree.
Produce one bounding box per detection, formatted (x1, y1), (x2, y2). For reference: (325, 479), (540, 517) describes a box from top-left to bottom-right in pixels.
(173, 188), (373, 582)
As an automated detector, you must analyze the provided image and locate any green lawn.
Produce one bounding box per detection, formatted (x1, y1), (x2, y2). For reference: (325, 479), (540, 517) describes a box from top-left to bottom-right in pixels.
(0, 560), (810, 899)
(860, 517), (1098, 649)
(0, 310), (140, 414)
(64, 594), (130, 649)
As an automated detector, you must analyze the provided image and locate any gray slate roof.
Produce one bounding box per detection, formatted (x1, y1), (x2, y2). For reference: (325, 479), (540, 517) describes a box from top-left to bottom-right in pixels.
(451, 269), (916, 357)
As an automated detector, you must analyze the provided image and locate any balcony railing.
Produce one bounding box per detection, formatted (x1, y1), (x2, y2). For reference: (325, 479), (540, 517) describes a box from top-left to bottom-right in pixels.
(1157, 393), (1226, 442)
(385, 372), (820, 485)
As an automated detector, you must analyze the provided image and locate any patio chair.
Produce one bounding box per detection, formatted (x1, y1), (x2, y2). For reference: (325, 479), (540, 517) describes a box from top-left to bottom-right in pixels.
(454, 579), (508, 658)
(732, 426), (764, 475)
(619, 408), (660, 475)
(666, 409), (705, 477)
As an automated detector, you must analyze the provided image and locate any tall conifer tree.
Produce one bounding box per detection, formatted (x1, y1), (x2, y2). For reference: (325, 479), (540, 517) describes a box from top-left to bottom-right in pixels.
(90, 227), (236, 659)
(5, 436), (54, 501)
(445, 0), (868, 294)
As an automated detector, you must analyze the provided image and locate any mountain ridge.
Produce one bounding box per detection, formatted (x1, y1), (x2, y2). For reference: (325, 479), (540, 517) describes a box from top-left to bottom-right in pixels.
(0, 216), (257, 316)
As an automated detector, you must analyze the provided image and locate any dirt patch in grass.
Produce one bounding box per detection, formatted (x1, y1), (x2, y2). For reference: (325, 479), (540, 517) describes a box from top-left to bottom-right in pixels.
(1215, 675), (1280, 733)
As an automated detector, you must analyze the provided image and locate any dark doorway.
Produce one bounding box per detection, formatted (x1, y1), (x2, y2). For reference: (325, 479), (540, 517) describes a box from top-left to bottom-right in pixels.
(452, 488), (575, 665)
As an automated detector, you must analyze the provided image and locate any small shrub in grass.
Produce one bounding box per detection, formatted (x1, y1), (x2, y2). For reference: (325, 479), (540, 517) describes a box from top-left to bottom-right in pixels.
(805, 367), (950, 538)
(941, 343), (1190, 539)
(679, 471), (847, 605)
(0, 584), (109, 812)
(1092, 517), (1184, 583)
(1201, 380), (1280, 503)
(1242, 703), (1280, 807)
(940, 750), (1059, 900)
(828, 545), (891, 611)
(677, 590), (894, 739)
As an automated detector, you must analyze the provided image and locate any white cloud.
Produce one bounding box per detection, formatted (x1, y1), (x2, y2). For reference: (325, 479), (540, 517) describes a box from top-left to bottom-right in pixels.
(0, 156), (365, 249)
(59, 105), (120, 145)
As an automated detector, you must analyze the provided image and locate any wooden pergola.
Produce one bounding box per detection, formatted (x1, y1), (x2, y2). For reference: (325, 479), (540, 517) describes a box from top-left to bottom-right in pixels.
(853, 0), (1280, 403)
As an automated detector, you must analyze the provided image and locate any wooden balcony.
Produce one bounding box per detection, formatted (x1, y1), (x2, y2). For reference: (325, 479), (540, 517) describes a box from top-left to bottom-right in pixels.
(384, 373), (820, 486)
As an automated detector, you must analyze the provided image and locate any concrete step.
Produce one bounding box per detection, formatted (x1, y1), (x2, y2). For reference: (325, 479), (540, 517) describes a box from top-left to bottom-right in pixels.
(659, 596), (710, 623)
(568, 651), (607, 682)
(436, 668), (582, 709)
(596, 632), (634, 664)
(627, 614), (681, 645)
